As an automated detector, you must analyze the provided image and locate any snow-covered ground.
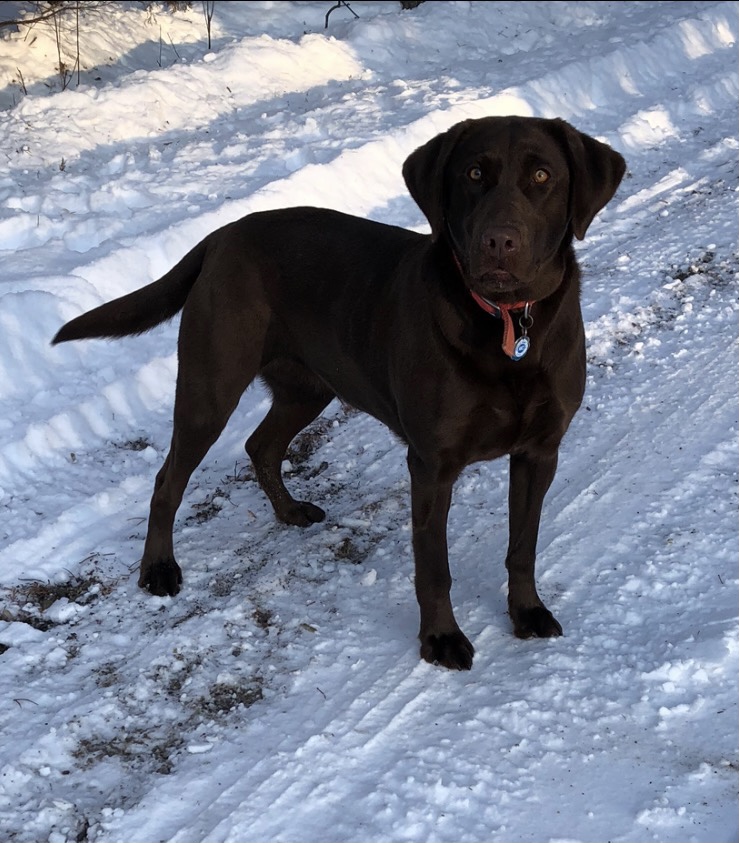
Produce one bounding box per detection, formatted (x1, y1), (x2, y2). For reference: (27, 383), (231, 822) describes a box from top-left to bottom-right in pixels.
(0, 2), (737, 841)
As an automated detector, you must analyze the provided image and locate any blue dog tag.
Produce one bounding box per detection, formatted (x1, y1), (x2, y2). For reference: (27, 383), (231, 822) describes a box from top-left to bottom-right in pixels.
(510, 335), (530, 361)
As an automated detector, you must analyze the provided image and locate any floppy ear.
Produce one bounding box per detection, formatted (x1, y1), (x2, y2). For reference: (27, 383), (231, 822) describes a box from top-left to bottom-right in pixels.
(554, 119), (626, 240)
(402, 120), (474, 240)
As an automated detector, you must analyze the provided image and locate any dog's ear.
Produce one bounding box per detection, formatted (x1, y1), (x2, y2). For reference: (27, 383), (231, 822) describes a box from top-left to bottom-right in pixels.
(402, 120), (473, 239)
(554, 119), (626, 240)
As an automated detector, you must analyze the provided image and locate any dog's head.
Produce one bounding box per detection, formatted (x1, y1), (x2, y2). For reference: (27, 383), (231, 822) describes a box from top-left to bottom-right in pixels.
(402, 116), (626, 304)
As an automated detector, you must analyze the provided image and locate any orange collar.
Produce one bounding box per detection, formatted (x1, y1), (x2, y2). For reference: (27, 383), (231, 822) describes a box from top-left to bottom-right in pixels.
(469, 290), (534, 361)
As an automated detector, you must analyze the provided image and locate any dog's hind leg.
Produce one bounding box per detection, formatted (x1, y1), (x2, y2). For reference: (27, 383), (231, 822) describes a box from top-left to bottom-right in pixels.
(138, 293), (265, 596)
(246, 369), (332, 527)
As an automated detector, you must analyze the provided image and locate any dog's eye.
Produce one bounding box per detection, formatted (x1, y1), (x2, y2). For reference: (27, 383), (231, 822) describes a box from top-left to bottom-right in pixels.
(467, 166), (483, 182)
(533, 168), (551, 184)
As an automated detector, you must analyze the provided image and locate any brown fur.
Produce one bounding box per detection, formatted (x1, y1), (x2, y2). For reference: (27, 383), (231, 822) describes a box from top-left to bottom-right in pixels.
(53, 116), (625, 670)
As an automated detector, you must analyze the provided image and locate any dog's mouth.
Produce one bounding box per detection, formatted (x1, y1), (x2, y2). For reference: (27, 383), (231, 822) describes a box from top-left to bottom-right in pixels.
(473, 269), (524, 300)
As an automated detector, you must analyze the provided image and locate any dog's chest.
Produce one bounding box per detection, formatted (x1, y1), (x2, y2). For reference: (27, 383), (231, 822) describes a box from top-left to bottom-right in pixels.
(452, 374), (570, 462)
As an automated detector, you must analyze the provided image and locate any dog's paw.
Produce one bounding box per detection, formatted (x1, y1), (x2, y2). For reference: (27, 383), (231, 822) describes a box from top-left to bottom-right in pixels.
(279, 500), (326, 527)
(420, 630), (475, 671)
(138, 557), (182, 597)
(510, 605), (563, 639)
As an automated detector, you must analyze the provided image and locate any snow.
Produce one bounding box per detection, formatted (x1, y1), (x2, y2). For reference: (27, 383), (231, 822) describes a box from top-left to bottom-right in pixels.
(0, 1), (737, 841)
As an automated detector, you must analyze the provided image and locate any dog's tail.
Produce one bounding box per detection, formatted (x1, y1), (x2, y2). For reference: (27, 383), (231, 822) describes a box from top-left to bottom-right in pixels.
(52, 239), (208, 345)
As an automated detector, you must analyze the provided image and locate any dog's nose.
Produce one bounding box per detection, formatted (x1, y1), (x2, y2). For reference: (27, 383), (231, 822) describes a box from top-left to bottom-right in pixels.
(485, 226), (520, 261)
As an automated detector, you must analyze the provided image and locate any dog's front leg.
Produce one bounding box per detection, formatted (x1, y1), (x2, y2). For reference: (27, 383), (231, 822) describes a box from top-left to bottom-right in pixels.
(408, 450), (474, 670)
(505, 451), (563, 638)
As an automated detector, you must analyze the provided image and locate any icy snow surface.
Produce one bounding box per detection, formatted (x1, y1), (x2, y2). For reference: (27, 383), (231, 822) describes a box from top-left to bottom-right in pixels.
(0, 2), (737, 841)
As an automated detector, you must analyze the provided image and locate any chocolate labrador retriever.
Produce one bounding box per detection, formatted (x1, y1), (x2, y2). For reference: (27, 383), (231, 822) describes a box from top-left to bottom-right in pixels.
(53, 116), (625, 670)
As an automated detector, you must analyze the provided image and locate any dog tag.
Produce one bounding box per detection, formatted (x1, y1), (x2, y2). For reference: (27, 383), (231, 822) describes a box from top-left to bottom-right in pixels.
(510, 335), (530, 361)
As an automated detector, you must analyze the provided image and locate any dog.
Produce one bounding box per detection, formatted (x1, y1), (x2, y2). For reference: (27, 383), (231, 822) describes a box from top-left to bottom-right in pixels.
(53, 116), (625, 670)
